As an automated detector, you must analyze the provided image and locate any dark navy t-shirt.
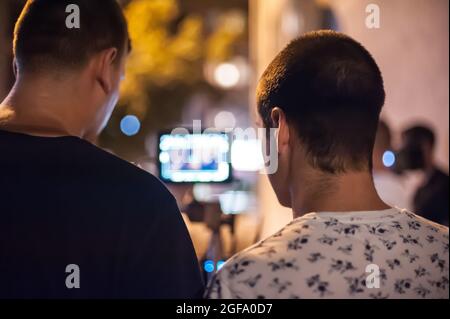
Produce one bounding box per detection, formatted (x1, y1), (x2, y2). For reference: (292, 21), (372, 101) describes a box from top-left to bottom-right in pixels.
(0, 129), (203, 299)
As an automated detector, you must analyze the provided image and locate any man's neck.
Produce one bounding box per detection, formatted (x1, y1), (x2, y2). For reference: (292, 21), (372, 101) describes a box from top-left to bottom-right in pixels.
(290, 168), (390, 219)
(0, 77), (87, 138)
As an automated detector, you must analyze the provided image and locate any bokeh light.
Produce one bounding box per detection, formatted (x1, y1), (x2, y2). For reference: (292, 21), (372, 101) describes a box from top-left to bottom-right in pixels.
(214, 111), (236, 129)
(216, 260), (225, 271)
(214, 63), (240, 89)
(382, 150), (396, 168)
(203, 260), (215, 273)
(120, 115), (141, 136)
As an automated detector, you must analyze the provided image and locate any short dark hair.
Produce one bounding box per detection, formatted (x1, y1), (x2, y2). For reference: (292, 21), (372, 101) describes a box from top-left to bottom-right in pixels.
(14, 0), (130, 72)
(403, 125), (436, 149)
(257, 30), (385, 174)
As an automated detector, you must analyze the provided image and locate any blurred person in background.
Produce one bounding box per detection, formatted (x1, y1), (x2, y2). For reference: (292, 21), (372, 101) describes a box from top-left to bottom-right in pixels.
(400, 126), (449, 226)
(206, 30), (449, 299)
(372, 120), (412, 210)
(0, 0), (203, 298)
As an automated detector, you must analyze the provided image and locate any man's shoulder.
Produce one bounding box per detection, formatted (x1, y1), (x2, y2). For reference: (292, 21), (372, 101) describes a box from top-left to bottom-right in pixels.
(76, 141), (176, 206)
(208, 218), (318, 298)
(406, 210), (449, 234)
(217, 218), (313, 277)
(86, 142), (165, 186)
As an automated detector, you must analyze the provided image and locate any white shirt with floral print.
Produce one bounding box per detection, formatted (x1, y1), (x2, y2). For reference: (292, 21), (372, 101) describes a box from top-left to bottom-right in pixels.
(206, 208), (449, 299)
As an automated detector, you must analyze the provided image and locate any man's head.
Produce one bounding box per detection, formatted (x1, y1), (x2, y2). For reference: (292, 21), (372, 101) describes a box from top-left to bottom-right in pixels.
(373, 119), (392, 171)
(401, 125), (436, 170)
(257, 30), (385, 207)
(13, 0), (130, 136)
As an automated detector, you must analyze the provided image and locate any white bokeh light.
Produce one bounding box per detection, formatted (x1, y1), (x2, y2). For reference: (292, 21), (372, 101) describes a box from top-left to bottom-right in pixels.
(214, 63), (241, 89)
(231, 139), (265, 172)
(214, 111), (237, 129)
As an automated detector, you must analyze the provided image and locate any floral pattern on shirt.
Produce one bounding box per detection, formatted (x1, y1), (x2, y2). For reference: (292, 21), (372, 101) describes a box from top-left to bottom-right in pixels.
(206, 208), (449, 299)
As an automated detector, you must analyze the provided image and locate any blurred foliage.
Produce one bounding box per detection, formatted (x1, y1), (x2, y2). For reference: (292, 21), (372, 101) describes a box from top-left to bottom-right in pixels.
(101, 0), (245, 159)
(206, 10), (247, 62)
(120, 0), (203, 116)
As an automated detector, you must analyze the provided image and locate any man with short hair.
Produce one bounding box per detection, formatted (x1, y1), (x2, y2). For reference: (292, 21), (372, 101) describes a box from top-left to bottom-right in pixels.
(402, 125), (449, 226)
(0, 0), (203, 298)
(207, 31), (448, 299)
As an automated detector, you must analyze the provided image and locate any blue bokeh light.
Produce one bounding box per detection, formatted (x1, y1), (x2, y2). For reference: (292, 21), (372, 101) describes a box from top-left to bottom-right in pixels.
(216, 260), (225, 271)
(204, 260), (215, 273)
(382, 150), (396, 168)
(120, 115), (141, 136)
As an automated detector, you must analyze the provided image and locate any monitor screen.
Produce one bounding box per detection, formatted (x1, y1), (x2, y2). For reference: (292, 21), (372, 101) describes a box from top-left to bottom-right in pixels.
(158, 132), (232, 183)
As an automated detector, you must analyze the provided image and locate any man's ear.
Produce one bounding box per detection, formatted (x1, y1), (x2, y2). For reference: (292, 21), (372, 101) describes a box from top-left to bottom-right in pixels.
(270, 107), (290, 153)
(95, 48), (118, 94)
